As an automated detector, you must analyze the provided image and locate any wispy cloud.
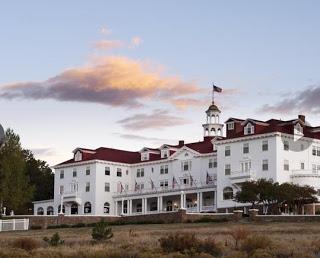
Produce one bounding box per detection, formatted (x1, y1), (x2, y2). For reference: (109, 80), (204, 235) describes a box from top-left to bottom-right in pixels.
(129, 36), (143, 48)
(0, 56), (200, 108)
(94, 40), (124, 50)
(99, 27), (112, 35)
(258, 85), (320, 114)
(30, 147), (56, 156)
(117, 109), (190, 130)
(113, 132), (175, 144)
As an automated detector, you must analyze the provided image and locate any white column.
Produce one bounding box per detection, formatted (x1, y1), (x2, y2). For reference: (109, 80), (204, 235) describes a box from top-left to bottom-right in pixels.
(128, 200), (131, 215)
(180, 191), (184, 209)
(121, 199), (124, 215)
(157, 196), (160, 213)
(199, 192), (203, 212)
(141, 198), (145, 214)
(197, 193), (200, 213)
(114, 201), (118, 216)
(183, 193), (187, 210)
(159, 196), (163, 212)
(145, 198), (148, 214)
(313, 202), (316, 215)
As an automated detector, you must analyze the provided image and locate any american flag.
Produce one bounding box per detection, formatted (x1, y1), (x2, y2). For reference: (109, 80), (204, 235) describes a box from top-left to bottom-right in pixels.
(134, 181), (139, 191)
(190, 175), (194, 186)
(172, 176), (178, 189)
(150, 179), (155, 190)
(206, 172), (212, 184)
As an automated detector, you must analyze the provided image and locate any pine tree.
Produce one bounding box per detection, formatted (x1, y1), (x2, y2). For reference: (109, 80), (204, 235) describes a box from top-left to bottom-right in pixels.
(0, 129), (34, 214)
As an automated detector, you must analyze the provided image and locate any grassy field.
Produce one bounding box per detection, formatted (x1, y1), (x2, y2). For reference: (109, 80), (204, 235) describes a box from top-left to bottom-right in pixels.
(1, 221), (320, 257)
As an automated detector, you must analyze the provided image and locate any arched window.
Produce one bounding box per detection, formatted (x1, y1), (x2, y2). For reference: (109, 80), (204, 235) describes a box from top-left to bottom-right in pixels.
(104, 202), (110, 214)
(217, 128), (222, 136)
(84, 202), (92, 214)
(47, 206), (54, 215)
(223, 187), (234, 200)
(37, 207), (44, 215)
(71, 203), (78, 214)
(166, 201), (173, 211)
(58, 205), (65, 214)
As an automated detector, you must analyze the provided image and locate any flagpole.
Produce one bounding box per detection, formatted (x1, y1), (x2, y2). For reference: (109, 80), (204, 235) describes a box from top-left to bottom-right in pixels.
(212, 83), (215, 104)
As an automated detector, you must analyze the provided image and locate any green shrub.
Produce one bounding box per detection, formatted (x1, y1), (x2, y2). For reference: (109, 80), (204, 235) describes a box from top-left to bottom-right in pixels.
(43, 232), (64, 246)
(12, 238), (40, 251)
(71, 222), (86, 228)
(30, 225), (42, 230)
(240, 235), (272, 255)
(91, 220), (113, 241)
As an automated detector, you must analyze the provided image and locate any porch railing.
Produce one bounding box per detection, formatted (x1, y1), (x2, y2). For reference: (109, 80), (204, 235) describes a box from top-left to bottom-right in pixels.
(113, 181), (216, 198)
(0, 219), (29, 232)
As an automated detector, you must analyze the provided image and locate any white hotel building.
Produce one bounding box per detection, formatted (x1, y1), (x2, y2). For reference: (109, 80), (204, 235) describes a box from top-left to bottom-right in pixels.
(33, 101), (320, 216)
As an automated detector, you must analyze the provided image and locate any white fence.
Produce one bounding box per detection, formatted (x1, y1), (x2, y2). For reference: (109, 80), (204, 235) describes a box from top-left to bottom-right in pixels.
(0, 219), (29, 232)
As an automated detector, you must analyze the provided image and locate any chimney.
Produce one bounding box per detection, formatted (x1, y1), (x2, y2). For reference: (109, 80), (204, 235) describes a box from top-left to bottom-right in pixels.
(178, 140), (184, 146)
(298, 115), (305, 123)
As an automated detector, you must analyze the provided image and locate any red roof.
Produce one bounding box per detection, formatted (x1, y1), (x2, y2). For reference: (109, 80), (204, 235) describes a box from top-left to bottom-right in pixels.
(56, 137), (216, 167)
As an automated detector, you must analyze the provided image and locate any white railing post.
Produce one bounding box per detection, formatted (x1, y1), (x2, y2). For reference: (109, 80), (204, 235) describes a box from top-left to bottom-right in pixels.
(12, 219), (15, 231)
(0, 220), (2, 232)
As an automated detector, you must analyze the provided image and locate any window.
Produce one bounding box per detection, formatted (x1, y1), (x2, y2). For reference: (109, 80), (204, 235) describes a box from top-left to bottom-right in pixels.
(117, 168), (122, 177)
(73, 169), (77, 178)
(209, 159), (213, 168)
(105, 167), (110, 176)
(241, 161), (251, 172)
(136, 203), (142, 213)
(86, 167), (90, 176)
(161, 149), (169, 158)
(104, 202), (110, 214)
(243, 143), (249, 154)
(284, 160), (289, 171)
(294, 123), (303, 135)
(160, 165), (168, 174)
(181, 161), (191, 171)
(262, 160), (268, 171)
(227, 122), (234, 130)
(160, 180), (169, 188)
(244, 123), (254, 135)
(59, 185), (64, 194)
(85, 182), (90, 192)
(180, 178), (190, 185)
(313, 164), (317, 173)
(283, 141), (289, 151)
(47, 206), (54, 215)
(301, 162), (305, 170)
(213, 158), (217, 168)
(37, 207), (44, 215)
(318, 147), (320, 157)
(60, 170), (64, 179)
(223, 187), (233, 200)
(58, 205), (65, 214)
(262, 140), (268, 151)
(141, 152), (149, 161)
(141, 168), (144, 177)
(225, 164), (231, 175)
(126, 170), (129, 175)
(105, 182), (110, 192)
(84, 202), (91, 214)
(313, 146), (317, 156)
(137, 169), (141, 177)
(225, 146), (231, 156)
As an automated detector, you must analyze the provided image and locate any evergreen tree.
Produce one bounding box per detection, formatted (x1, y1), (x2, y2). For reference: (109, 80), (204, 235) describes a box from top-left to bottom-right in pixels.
(0, 129), (34, 214)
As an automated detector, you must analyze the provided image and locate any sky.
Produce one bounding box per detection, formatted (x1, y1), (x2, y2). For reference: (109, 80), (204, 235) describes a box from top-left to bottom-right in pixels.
(1, 0), (320, 166)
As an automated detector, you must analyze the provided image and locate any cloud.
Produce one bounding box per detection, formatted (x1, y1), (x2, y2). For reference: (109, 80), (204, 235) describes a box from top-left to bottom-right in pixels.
(258, 85), (320, 114)
(30, 147), (56, 156)
(0, 56), (200, 108)
(94, 40), (124, 50)
(113, 132), (175, 144)
(99, 27), (112, 35)
(170, 98), (208, 109)
(117, 109), (190, 130)
(129, 36), (143, 48)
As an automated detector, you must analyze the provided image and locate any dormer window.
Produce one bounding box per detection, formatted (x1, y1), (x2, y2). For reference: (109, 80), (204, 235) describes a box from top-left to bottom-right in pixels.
(244, 123), (254, 135)
(161, 149), (169, 158)
(141, 152), (149, 161)
(74, 151), (82, 161)
(227, 122), (234, 130)
(294, 123), (303, 135)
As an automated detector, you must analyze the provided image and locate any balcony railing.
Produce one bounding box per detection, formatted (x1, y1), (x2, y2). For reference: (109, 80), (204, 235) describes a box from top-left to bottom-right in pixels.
(229, 170), (255, 183)
(290, 169), (320, 178)
(62, 191), (82, 205)
(113, 181), (216, 198)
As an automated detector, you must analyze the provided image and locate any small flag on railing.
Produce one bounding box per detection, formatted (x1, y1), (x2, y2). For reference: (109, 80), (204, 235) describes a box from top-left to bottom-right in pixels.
(190, 175), (194, 186)
(206, 172), (213, 184)
(172, 176), (178, 189)
(134, 180), (138, 191)
(150, 178), (155, 190)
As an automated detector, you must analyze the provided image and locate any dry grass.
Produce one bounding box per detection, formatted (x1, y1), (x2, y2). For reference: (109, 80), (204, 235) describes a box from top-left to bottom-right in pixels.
(1, 222), (320, 257)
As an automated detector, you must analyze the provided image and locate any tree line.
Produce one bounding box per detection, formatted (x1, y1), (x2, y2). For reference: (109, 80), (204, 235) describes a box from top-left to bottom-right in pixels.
(0, 129), (54, 215)
(235, 179), (317, 214)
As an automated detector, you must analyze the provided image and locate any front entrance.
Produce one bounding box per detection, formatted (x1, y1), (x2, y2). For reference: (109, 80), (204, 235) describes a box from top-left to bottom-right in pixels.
(71, 203), (78, 214)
